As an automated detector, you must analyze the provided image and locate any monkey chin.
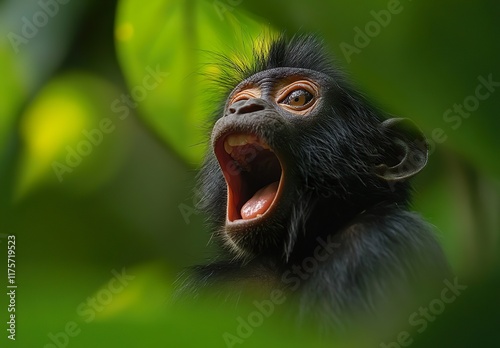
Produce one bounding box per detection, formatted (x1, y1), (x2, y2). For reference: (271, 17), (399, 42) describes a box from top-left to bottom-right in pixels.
(213, 129), (288, 251)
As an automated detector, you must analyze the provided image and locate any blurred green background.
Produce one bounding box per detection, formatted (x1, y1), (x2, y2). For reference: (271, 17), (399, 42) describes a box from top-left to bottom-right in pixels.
(0, 0), (499, 347)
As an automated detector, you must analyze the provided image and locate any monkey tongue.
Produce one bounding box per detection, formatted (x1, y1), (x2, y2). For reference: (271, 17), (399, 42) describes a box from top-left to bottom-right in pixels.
(240, 181), (279, 220)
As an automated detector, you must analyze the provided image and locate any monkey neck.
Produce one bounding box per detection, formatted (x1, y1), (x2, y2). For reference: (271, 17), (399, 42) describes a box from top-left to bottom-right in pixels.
(284, 192), (410, 262)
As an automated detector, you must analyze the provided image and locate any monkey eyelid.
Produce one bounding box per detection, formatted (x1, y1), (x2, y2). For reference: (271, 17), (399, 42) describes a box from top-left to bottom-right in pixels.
(230, 89), (261, 104)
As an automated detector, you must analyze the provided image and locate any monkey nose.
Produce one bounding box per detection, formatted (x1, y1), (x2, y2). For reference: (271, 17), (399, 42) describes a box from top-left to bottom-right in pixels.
(226, 98), (267, 116)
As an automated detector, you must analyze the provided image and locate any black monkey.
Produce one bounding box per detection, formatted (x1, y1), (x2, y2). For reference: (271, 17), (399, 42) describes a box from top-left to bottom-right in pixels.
(180, 34), (449, 330)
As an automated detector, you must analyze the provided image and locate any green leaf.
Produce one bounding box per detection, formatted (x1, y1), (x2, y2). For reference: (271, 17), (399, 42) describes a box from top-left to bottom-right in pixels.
(15, 72), (129, 200)
(115, 0), (270, 166)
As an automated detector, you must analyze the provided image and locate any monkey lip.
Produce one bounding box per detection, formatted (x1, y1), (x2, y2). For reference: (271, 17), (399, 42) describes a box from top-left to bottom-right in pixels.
(214, 133), (283, 223)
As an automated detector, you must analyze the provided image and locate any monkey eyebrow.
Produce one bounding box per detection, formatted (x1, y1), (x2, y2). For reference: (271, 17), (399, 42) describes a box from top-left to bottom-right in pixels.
(259, 78), (279, 87)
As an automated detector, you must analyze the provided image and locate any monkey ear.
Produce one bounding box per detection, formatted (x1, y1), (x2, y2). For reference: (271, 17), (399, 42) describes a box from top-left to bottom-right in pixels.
(374, 118), (428, 181)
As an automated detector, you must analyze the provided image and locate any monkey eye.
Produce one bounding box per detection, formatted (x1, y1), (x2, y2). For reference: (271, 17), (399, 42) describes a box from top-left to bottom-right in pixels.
(277, 81), (318, 114)
(280, 89), (314, 108)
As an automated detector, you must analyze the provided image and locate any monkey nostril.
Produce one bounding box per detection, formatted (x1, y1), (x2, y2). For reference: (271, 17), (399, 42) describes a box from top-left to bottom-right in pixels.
(236, 103), (265, 115)
(237, 103), (265, 115)
(227, 99), (267, 117)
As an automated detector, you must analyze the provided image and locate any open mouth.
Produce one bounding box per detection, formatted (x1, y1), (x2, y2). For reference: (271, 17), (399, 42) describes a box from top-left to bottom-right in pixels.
(214, 133), (283, 223)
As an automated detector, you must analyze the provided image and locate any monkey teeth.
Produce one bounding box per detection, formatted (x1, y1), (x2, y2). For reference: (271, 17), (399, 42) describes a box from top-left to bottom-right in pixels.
(227, 134), (256, 147)
(224, 134), (270, 155)
(224, 141), (233, 155)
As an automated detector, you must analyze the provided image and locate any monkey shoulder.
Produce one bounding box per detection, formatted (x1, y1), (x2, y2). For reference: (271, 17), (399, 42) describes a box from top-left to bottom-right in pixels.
(304, 207), (448, 291)
(291, 207), (450, 328)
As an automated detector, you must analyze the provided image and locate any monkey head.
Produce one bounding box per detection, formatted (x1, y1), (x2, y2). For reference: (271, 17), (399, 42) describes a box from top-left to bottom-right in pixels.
(197, 35), (428, 259)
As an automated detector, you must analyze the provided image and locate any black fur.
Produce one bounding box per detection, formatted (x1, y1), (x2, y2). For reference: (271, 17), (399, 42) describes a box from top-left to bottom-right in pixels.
(178, 34), (449, 331)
